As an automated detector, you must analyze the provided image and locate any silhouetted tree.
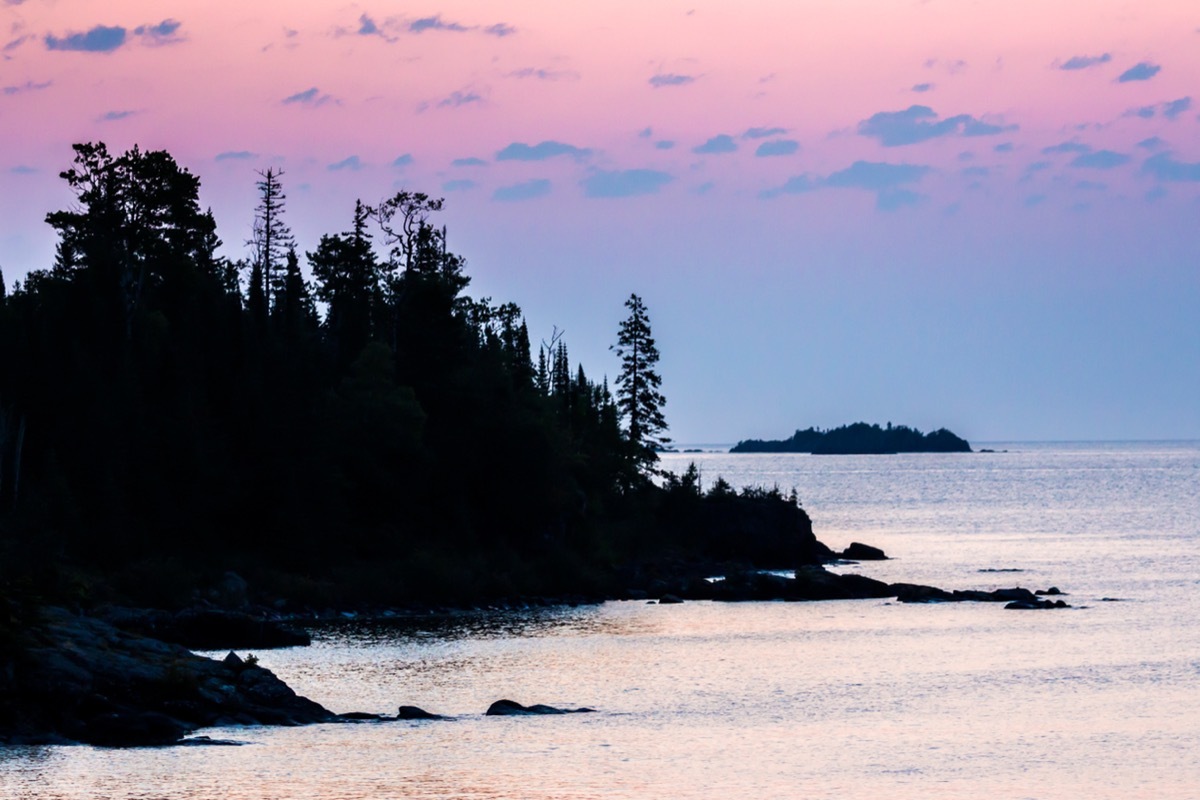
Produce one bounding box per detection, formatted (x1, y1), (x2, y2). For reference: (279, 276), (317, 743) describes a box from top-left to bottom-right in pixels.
(250, 167), (293, 316)
(613, 293), (668, 473)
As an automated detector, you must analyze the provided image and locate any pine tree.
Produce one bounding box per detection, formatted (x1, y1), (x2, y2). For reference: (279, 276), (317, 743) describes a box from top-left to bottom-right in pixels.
(250, 167), (293, 316)
(613, 293), (668, 473)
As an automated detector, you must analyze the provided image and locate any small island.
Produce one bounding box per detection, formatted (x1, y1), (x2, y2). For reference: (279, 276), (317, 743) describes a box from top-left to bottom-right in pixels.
(731, 422), (971, 454)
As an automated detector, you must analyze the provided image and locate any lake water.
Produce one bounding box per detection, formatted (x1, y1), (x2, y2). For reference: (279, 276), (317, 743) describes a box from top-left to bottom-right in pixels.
(3, 441), (1199, 799)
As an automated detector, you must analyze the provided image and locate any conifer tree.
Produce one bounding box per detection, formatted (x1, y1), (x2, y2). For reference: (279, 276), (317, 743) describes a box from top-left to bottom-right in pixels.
(613, 293), (668, 472)
(251, 167), (293, 315)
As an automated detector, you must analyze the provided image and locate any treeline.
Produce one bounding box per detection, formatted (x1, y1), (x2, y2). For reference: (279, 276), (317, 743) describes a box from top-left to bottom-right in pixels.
(731, 422), (971, 454)
(0, 143), (816, 610)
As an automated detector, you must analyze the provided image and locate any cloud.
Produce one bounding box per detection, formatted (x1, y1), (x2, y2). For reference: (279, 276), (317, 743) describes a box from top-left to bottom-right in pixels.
(328, 155), (363, 171)
(638, 127), (653, 138)
(9, 165), (37, 175)
(4, 34), (33, 53)
(744, 126), (787, 139)
(1075, 180), (1107, 191)
(857, 105), (1015, 146)
(98, 109), (136, 122)
(442, 179), (477, 192)
(392, 154), (414, 168)
(1118, 62), (1161, 82)
(760, 175), (819, 198)
(1069, 150), (1130, 169)
(1163, 97), (1192, 120)
(2, 79), (51, 95)
(493, 179), (551, 202)
(755, 140), (799, 157)
(961, 166), (990, 177)
(761, 161), (929, 201)
(133, 19), (183, 45)
(1136, 136), (1166, 150)
(649, 73), (695, 88)
(692, 181), (716, 195)
(912, 82), (934, 93)
(1059, 53), (1112, 70)
(581, 169), (674, 198)
(994, 142), (1014, 153)
(507, 67), (578, 81)
(1142, 152), (1200, 182)
(215, 150), (256, 161)
(45, 25), (126, 53)
(693, 134), (737, 154)
(410, 15), (469, 34)
(282, 87), (336, 107)
(496, 141), (590, 161)
(655, 140), (675, 150)
(1125, 104), (1157, 119)
(358, 14), (381, 36)
(825, 160), (930, 189)
(1024, 194), (1047, 208)
(452, 156), (488, 167)
(484, 23), (516, 37)
(877, 189), (923, 211)
(435, 90), (483, 109)
(1042, 141), (1091, 155)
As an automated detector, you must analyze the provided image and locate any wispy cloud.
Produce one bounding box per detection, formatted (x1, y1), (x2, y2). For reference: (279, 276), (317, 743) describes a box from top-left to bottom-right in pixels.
(581, 169), (673, 198)
(215, 150), (257, 162)
(761, 160), (930, 204)
(755, 140), (799, 157)
(1142, 152), (1200, 182)
(133, 19), (183, 46)
(655, 140), (675, 150)
(858, 105), (1016, 146)
(1069, 150), (1130, 169)
(693, 134), (737, 155)
(649, 73), (695, 88)
(1042, 141), (1091, 155)
(507, 67), (579, 81)
(410, 15), (469, 33)
(2, 79), (51, 95)
(98, 109), (137, 122)
(1058, 53), (1111, 70)
(442, 179), (477, 192)
(743, 126), (787, 139)
(1163, 97), (1192, 120)
(912, 82), (934, 93)
(877, 189), (924, 211)
(45, 25), (126, 53)
(1118, 62), (1161, 82)
(493, 179), (551, 202)
(452, 156), (488, 167)
(328, 155), (363, 171)
(1137, 136), (1166, 151)
(9, 165), (37, 175)
(432, 89), (483, 110)
(282, 87), (337, 107)
(392, 154), (414, 168)
(484, 23), (516, 37)
(496, 141), (590, 161)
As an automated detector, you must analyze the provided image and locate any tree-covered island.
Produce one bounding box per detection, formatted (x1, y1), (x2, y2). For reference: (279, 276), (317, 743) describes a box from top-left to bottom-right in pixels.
(732, 422), (972, 454)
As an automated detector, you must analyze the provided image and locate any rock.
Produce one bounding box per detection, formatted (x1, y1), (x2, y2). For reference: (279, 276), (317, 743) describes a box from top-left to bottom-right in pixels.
(1036, 587), (1064, 596)
(397, 705), (444, 720)
(485, 699), (595, 716)
(80, 711), (189, 748)
(658, 594), (683, 604)
(213, 572), (249, 609)
(222, 651), (245, 670)
(1005, 599), (1069, 610)
(841, 542), (888, 561)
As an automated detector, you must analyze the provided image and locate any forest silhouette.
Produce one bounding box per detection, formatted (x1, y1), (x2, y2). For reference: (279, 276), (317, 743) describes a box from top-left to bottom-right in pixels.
(0, 143), (818, 610)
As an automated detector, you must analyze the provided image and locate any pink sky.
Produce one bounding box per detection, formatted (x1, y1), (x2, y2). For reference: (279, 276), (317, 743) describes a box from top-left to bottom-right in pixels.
(2, 1), (1198, 441)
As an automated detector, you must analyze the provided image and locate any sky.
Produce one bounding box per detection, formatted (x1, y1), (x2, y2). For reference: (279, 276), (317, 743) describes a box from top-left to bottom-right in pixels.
(1, 0), (1198, 444)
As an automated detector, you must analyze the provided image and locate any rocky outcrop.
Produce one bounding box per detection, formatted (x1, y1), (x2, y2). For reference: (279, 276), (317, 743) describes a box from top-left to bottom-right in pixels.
(100, 606), (311, 650)
(485, 699), (595, 716)
(840, 542), (888, 561)
(0, 608), (332, 746)
(397, 705), (445, 720)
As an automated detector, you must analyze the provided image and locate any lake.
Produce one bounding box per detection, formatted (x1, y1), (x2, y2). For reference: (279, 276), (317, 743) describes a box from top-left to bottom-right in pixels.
(3, 441), (1198, 799)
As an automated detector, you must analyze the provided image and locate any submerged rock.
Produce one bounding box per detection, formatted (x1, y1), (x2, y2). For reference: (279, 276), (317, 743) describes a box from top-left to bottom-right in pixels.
(485, 699), (595, 716)
(397, 705), (445, 720)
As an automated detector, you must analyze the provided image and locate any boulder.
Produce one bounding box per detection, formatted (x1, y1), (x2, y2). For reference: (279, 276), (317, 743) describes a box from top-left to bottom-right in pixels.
(841, 542), (888, 561)
(485, 699), (595, 716)
(658, 594), (683, 605)
(397, 705), (444, 720)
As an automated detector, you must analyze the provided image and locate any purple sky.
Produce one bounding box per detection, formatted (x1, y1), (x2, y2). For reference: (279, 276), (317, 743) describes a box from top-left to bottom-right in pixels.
(2, 1), (1198, 442)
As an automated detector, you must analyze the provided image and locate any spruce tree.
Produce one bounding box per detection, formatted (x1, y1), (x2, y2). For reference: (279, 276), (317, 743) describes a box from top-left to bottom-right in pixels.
(613, 293), (668, 473)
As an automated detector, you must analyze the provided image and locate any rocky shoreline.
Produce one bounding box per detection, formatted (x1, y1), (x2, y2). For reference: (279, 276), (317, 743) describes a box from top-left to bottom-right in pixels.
(0, 548), (1069, 748)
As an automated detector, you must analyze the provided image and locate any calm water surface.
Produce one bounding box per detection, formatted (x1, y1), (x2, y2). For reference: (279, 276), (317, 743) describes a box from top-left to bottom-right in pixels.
(3, 442), (1199, 799)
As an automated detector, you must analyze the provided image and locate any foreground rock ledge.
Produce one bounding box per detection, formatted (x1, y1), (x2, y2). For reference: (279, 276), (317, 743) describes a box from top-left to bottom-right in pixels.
(0, 607), (332, 747)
